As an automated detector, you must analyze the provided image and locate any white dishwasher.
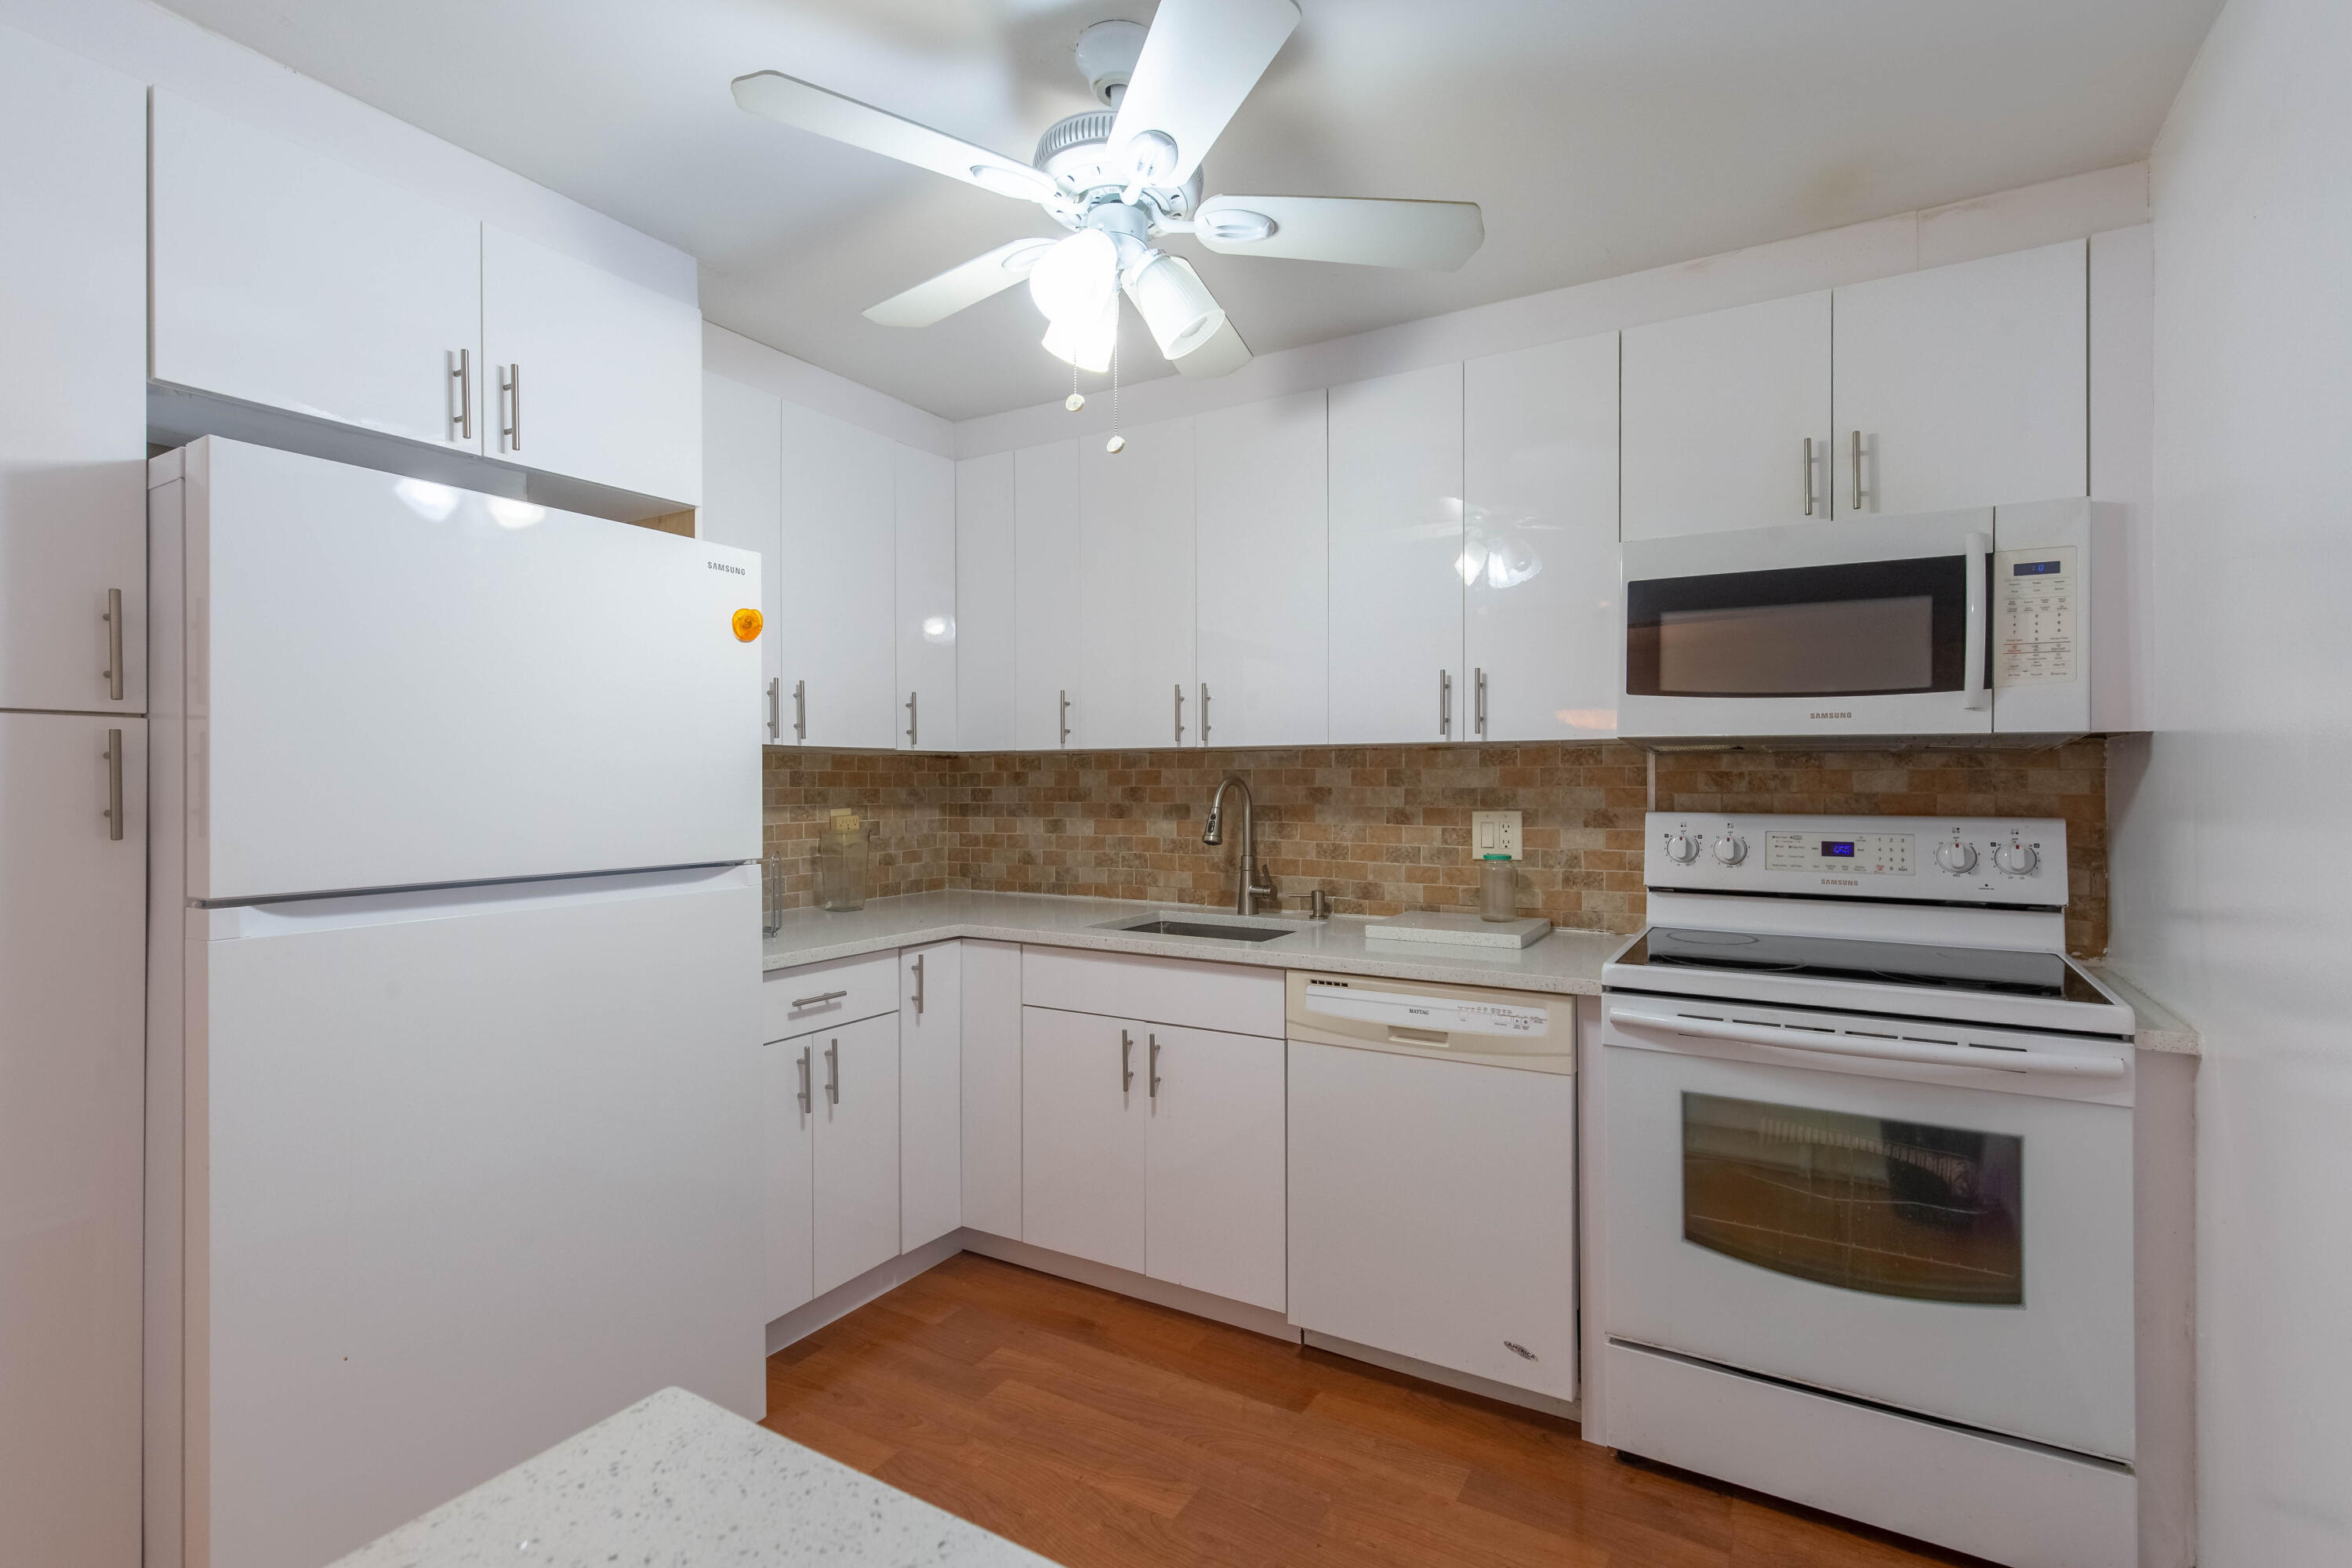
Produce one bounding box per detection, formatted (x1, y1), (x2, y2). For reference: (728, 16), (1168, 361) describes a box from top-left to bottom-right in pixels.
(1285, 970), (1577, 1406)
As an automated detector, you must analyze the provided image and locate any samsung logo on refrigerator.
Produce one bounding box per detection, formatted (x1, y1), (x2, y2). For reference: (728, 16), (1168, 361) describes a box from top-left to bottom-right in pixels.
(706, 561), (746, 575)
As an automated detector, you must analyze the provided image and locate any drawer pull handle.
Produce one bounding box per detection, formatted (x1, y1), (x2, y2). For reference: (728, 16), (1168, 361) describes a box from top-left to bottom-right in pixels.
(792, 989), (848, 1008)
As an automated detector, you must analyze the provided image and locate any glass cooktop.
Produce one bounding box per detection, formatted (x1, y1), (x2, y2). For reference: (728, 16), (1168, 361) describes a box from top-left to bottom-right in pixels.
(1621, 927), (2107, 1003)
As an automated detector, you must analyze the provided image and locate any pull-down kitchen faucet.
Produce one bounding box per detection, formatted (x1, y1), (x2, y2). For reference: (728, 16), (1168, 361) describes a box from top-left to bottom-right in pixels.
(1202, 775), (1276, 916)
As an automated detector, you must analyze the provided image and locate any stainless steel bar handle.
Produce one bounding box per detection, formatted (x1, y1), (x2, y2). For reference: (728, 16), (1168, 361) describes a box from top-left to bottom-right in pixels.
(1148, 1033), (1161, 1102)
(1173, 683), (1185, 744)
(911, 953), (925, 1018)
(906, 691), (919, 747)
(1199, 683), (1210, 743)
(792, 989), (848, 1008)
(796, 1045), (812, 1114)
(499, 363), (521, 452)
(793, 679), (807, 742)
(451, 348), (472, 440)
(1058, 689), (1072, 747)
(1120, 1029), (1134, 1092)
(1439, 670), (1453, 738)
(103, 728), (123, 841)
(767, 677), (781, 741)
(102, 587), (123, 701)
(1611, 1007), (2125, 1079)
(1474, 667), (1488, 739)
(1802, 437), (1817, 516)
(1850, 430), (1864, 512)
(1962, 531), (1991, 711)
(824, 1038), (840, 1105)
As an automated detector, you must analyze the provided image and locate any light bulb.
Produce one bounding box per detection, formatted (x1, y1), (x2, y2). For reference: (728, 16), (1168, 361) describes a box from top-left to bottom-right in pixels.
(1123, 251), (1224, 359)
(1028, 230), (1118, 324)
(1042, 297), (1117, 373)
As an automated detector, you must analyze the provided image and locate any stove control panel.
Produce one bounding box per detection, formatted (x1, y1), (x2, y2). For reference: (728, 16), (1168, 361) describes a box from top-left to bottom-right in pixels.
(1647, 813), (2066, 906)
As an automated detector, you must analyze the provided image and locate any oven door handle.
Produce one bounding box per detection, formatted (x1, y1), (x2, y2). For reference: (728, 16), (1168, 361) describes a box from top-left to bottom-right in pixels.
(1611, 1007), (2126, 1079)
(1962, 530), (1991, 711)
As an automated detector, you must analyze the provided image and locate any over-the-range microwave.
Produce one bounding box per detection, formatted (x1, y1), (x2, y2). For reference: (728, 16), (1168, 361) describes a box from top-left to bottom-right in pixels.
(1619, 498), (2128, 744)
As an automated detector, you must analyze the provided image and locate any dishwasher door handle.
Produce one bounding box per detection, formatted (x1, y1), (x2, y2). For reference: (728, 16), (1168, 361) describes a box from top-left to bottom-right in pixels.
(1610, 1008), (2127, 1079)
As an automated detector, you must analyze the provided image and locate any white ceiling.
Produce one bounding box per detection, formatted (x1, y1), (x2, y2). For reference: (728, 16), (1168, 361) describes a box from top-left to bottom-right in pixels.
(155, 0), (2219, 422)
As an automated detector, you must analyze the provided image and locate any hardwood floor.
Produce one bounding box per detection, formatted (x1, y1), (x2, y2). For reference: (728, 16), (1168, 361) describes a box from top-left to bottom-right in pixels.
(762, 1253), (1992, 1568)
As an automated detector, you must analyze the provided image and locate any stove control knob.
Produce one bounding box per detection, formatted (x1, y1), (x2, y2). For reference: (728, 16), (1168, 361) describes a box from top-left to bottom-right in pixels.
(1664, 831), (1701, 865)
(1711, 833), (1748, 866)
(1935, 840), (1980, 874)
(1994, 841), (2041, 877)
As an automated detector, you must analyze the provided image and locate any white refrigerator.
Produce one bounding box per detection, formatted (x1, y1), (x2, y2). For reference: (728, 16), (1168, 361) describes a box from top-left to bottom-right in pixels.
(146, 438), (766, 1568)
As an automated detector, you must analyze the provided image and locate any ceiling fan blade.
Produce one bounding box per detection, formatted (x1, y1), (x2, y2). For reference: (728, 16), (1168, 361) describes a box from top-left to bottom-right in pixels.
(1192, 194), (1485, 270)
(1174, 314), (1251, 379)
(865, 238), (1059, 328)
(731, 71), (1057, 202)
(1108, 0), (1299, 190)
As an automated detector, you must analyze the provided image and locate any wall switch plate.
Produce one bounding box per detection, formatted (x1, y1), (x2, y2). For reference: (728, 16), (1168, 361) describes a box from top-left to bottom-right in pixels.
(1472, 810), (1523, 862)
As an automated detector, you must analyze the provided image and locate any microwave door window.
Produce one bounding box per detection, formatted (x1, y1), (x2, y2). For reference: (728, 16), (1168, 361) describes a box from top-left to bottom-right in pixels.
(1627, 554), (1969, 698)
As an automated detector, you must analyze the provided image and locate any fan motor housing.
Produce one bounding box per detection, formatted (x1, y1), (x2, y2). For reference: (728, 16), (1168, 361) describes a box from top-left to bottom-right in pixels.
(1035, 111), (1200, 220)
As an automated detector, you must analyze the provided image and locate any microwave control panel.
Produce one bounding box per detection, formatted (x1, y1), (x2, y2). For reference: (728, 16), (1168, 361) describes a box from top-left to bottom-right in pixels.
(1994, 546), (2077, 686)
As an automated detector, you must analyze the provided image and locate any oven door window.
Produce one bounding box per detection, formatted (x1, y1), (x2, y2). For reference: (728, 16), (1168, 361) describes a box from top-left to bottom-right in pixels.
(1682, 1093), (2023, 1306)
(1627, 554), (1971, 698)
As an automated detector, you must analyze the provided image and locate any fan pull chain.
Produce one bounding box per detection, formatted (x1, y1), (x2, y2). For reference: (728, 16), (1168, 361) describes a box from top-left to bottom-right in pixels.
(1065, 356), (1083, 413)
(1105, 340), (1124, 454)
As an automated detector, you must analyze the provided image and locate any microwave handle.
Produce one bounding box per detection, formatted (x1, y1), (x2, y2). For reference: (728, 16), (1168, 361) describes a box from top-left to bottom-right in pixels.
(1611, 1007), (2126, 1079)
(1962, 531), (1991, 711)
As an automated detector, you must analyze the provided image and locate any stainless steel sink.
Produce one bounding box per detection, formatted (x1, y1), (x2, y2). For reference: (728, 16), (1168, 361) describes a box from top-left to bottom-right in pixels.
(1102, 916), (1298, 944)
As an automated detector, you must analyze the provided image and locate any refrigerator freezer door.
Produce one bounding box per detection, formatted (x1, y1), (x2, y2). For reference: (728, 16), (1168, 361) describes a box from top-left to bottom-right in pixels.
(162, 438), (760, 902)
(165, 864), (760, 1568)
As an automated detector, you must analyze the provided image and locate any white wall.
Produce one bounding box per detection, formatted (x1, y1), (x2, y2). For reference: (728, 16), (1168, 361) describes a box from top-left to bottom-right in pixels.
(705, 325), (953, 458)
(958, 163), (2150, 457)
(0, 0), (694, 302)
(2108, 1), (2352, 1563)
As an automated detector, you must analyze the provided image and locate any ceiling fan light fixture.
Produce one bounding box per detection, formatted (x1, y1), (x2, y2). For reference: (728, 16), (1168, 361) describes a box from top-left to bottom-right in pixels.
(1200, 209), (1277, 244)
(1124, 251), (1225, 359)
(1041, 297), (1118, 373)
(1029, 229), (1120, 325)
(969, 163), (1056, 201)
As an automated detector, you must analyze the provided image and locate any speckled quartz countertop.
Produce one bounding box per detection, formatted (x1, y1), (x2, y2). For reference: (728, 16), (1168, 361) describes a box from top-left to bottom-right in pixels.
(764, 888), (1626, 996)
(328, 1386), (1051, 1568)
(761, 890), (2200, 1054)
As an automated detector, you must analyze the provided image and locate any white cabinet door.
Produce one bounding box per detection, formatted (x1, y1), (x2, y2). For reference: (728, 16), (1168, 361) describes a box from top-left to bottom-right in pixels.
(1330, 365), (1465, 743)
(1142, 1025), (1286, 1312)
(699, 375), (784, 742)
(0, 32), (146, 717)
(1020, 1007), (1145, 1273)
(481, 225), (703, 505)
(151, 93), (481, 455)
(895, 448), (958, 751)
(760, 1035), (815, 1321)
(899, 943), (962, 1251)
(1833, 241), (2088, 517)
(1465, 334), (1623, 741)
(811, 1011), (902, 1297)
(960, 941), (1023, 1239)
(0, 713), (144, 1568)
(1622, 291), (1832, 539)
(1014, 441), (1082, 750)
(1196, 392), (1329, 746)
(776, 402), (898, 749)
(955, 452), (1018, 751)
(1079, 417), (1196, 750)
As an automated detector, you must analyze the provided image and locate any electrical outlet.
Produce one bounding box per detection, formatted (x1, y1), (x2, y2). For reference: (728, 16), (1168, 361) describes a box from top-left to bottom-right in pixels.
(1472, 810), (1523, 862)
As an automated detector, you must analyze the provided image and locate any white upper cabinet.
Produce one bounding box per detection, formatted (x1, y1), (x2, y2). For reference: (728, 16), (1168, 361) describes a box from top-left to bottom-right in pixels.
(1014, 441), (1083, 750)
(775, 402), (898, 749)
(1329, 365), (1465, 744)
(1832, 241), (2089, 516)
(481, 226), (702, 506)
(1078, 418), (1197, 750)
(1196, 392), (1330, 747)
(954, 452), (1018, 752)
(152, 93), (481, 456)
(1465, 334), (1623, 741)
(699, 375), (783, 741)
(1621, 291), (1832, 539)
(895, 448), (958, 751)
(0, 32), (146, 716)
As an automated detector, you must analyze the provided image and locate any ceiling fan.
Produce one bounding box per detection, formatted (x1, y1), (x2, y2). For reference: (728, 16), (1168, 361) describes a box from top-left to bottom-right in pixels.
(731, 0), (1484, 383)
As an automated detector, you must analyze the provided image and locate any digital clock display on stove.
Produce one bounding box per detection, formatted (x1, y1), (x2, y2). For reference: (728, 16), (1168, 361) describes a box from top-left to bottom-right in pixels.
(1821, 840), (1856, 857)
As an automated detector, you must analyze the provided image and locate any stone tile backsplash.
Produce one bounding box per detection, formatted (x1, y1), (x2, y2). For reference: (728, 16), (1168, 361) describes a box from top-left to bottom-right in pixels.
(764, 738), (2110, 955)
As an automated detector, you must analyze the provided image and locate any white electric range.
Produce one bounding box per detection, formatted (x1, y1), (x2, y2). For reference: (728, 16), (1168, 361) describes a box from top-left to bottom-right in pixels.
(1599, 812), (2144, 1568)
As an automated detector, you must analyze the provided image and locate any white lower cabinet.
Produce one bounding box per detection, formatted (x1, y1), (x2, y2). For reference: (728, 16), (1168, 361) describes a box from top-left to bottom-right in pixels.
(960, 940), (1025, 1238)
(898, 943), (962, 1250)
(760, 1033), (816, 1321)
(811, 1011), (902, 1298)
(1019, 1006), (1148, 1273)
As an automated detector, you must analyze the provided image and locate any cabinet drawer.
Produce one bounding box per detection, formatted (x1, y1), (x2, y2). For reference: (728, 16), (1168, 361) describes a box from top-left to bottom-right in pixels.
(1022, 946), (1284, 1039)
(764, 952), (898, 1042)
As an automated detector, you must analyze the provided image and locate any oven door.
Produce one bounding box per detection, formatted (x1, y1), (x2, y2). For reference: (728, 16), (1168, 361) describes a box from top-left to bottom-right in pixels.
(1621, 511), (1991, 740)
(1601, 993), (2135, 1461)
